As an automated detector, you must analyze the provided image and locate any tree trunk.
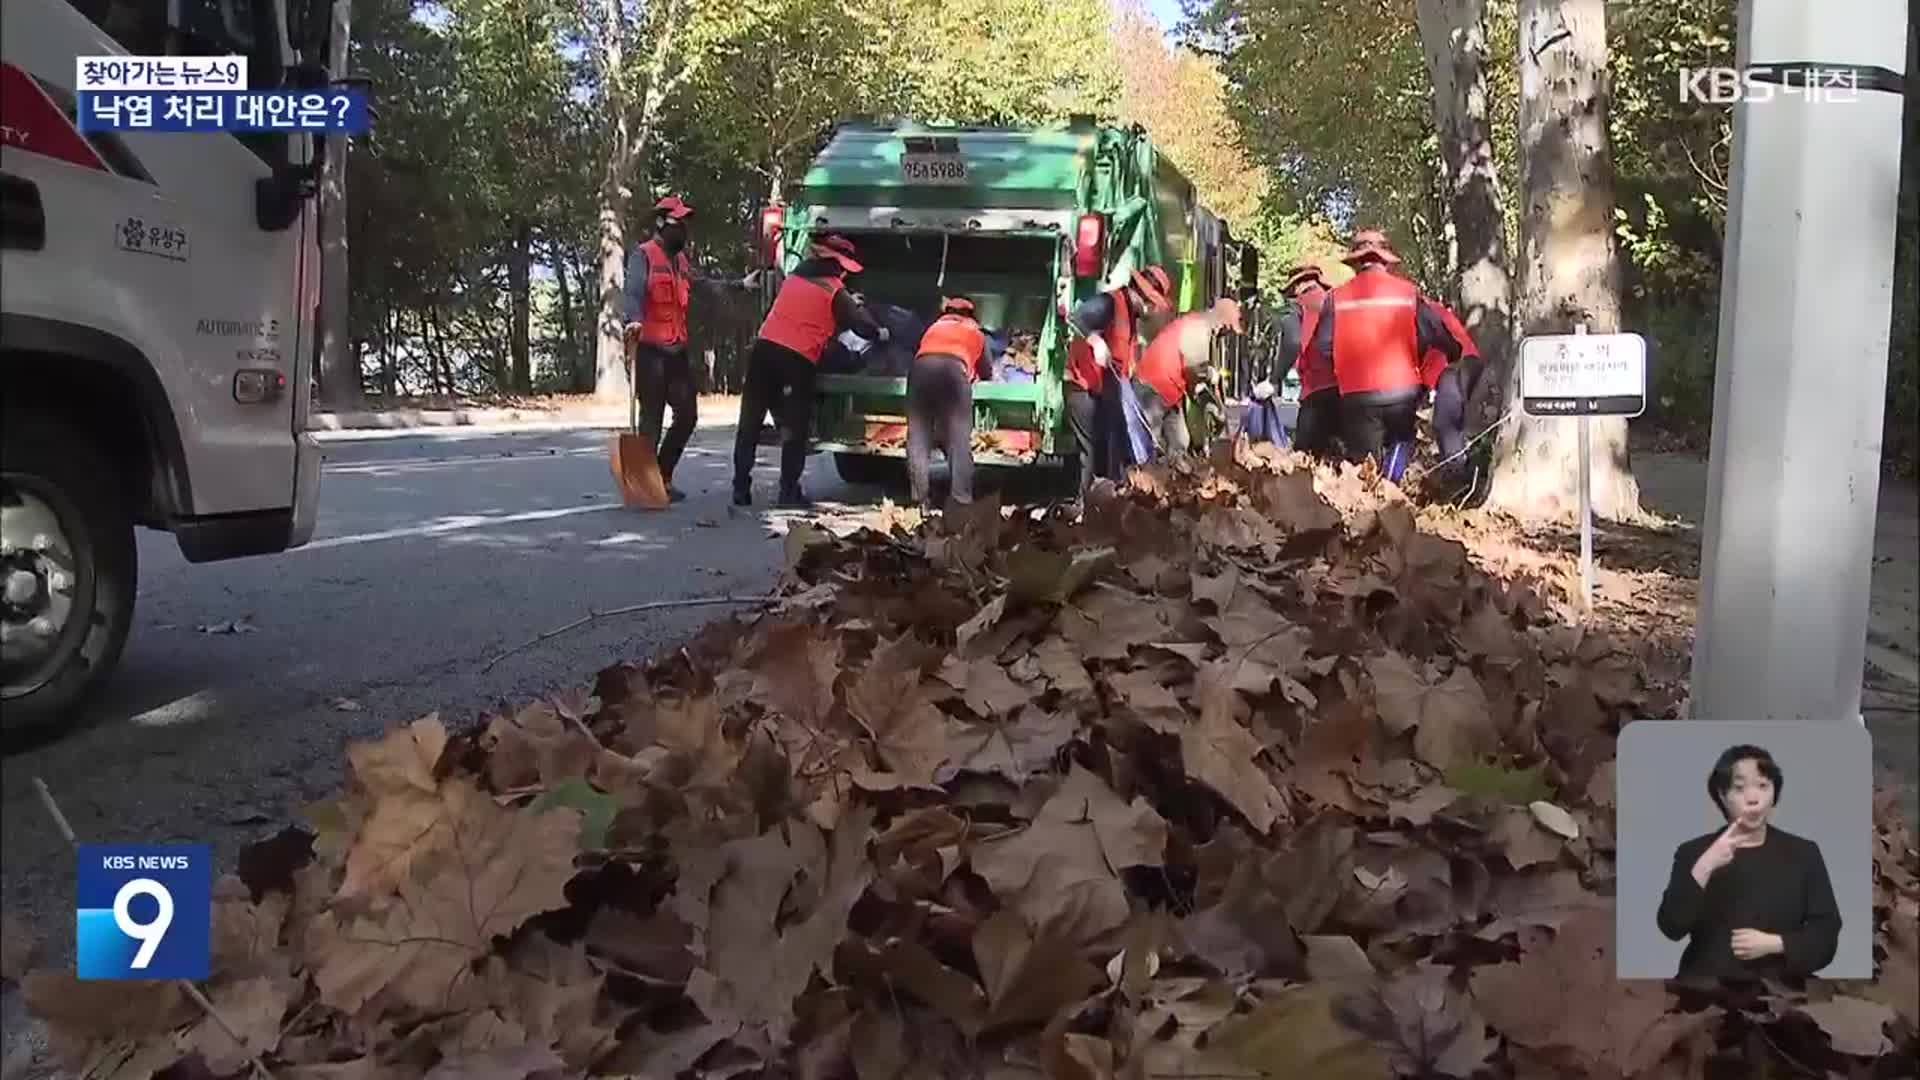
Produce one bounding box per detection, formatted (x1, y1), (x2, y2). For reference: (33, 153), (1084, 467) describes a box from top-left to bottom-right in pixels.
(1485, 0), (1641, 521)
(1414, 0), (1514, 426)
(552, 241), (586, 392)
(315, 0), (362, 408)
(591, 0), (690, 404)
(509, 219), (532, 394)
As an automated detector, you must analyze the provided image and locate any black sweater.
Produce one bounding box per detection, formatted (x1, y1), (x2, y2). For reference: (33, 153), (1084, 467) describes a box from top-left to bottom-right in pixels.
(1655, 825), (1841, 979)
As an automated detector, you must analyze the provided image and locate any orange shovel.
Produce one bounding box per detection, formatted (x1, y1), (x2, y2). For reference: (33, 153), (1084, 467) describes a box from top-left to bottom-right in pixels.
(610, 342), (670, 510)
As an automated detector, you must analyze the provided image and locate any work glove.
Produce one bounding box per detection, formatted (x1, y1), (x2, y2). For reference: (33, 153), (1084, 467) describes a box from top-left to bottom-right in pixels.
(1205, 401), (1226, 425)
(1251, 379), (1276, 401)
(741, 270), (763, 289)
(877, 326), (891, 343)
(622, 321), (645, 342)
(1090, 336), (1113, 369)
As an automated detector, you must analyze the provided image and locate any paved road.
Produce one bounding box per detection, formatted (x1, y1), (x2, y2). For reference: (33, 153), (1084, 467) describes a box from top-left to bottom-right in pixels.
(1, 424), (863, 972)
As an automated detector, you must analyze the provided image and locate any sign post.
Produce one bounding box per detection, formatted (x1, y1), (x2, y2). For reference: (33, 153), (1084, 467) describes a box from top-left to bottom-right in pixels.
(1518, 327), (1649, 613)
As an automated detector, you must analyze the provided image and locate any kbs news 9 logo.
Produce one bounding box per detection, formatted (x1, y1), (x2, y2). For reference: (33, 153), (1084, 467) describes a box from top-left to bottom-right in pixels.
(76, 844), (211, 980)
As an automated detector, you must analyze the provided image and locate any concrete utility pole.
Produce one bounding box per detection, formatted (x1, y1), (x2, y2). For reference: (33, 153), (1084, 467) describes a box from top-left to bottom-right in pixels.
(1690, 0), (1910, 726)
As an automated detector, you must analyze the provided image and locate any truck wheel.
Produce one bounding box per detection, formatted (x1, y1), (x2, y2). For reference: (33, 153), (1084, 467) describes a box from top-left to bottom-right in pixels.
(1, 415), (137, 735)
(834, 453), (905, 488)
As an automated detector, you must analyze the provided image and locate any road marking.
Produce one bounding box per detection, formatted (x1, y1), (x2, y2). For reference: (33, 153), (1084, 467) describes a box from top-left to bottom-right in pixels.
(300, 502), (622, 551)
(324, 447), (602, 474)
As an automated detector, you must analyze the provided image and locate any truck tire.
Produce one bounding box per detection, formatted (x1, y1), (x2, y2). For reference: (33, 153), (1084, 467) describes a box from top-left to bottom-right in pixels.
(834, 453), (906, 488)
(1, 413), (137, 735)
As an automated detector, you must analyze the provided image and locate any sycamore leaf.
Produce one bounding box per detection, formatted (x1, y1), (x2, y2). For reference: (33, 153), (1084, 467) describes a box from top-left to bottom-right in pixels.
(313, 781), (579, 1015)
(1365, 653), (1498, 770)
(1796, 996), (1894, 1058)
(970, 910), (1104, 1032)
(1205, 983), (1393, 1079)
(1180, 662), (1289, 833)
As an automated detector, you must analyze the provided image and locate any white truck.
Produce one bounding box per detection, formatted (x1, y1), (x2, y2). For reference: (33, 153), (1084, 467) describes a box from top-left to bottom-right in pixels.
(1, 0), (330, 731)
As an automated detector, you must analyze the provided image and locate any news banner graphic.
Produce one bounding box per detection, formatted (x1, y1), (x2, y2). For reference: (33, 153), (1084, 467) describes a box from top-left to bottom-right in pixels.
(75, 56), (369, 134)
(76, 843), (211, 980)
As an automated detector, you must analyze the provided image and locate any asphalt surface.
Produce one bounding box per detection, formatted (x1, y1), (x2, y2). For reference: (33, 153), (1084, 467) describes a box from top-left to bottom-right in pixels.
(1, 424), (866, 975)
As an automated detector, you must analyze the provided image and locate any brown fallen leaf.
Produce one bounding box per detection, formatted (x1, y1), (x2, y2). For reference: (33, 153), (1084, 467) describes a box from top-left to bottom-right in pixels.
(1331, 964), (1493, 1079)
(1797, 995), (1895, 1057)
(1366, 652), (1497, 770)
(1470, 907), (1677, 1074)
(313, 780), (579, 1015)
(970, 765), (1165, 945)
(187, 974), (295, 1075)
(971, 910), (1104, 1032)
(1205, 982), (1393, 1079)
(1180, 662), (1289, 833)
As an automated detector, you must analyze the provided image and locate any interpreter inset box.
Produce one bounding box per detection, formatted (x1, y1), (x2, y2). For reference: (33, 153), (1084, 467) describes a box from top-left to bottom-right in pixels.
(1615, 721), (1872, 980)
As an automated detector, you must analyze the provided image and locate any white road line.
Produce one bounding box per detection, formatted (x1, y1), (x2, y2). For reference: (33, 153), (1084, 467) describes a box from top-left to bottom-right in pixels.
(300, 502), (622, 551)
(324, 447), (602, 474)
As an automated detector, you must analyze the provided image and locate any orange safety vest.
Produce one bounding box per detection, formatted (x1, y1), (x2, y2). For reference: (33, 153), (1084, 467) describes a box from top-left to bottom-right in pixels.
(1137, 311), (1210, 405)
(916, 314), (988, 382)
(1065, 287), (1136, 393)
(757, 273), (844, 362)
(636, 238), (692, 348)
(1420, 301), (1475, 389)
(1293, 286), (1335, 396)
(1329, 269), (1423, 395)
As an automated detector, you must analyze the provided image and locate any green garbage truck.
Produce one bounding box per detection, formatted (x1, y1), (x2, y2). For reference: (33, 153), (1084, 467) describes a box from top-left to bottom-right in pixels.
(754, 119), (1250, 487)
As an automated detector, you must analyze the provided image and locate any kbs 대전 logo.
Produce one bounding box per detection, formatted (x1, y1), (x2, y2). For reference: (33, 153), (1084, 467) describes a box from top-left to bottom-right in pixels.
(75, 844), (211, 980)
(1679, 65), (1862, 105)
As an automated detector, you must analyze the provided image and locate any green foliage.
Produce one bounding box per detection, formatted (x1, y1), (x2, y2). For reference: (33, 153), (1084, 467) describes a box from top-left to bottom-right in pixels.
(1444, 759), (1556, 804)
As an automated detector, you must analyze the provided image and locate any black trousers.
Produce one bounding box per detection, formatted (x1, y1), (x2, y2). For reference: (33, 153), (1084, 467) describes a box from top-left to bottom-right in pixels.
(1293, 388), (1342, 458)
(906, 354), (976, 506)
(1431, 358), (1486, 462)
(1065, 378), (1130, 495)
(1339, 395), (1422, 465)
(734, 339), (818, 494)
(633, 342), (698, 479)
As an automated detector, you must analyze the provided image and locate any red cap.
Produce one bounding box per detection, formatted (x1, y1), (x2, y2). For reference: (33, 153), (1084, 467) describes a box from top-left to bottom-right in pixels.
(809, 233), (864, 274)
(940, 296), (976, 316)
(1129, 264), (1174, 312)
(1342, 228), (1401, 266)
(1282, 263), (1328, 294)
(654, 195), (695, 221)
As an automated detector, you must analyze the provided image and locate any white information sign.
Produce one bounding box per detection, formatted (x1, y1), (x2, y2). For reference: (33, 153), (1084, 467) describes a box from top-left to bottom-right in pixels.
(1519, 331), (1648, 417)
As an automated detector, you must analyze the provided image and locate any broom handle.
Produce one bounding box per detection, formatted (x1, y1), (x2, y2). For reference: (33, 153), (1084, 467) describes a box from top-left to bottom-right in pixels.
(628, 339), (640, 435)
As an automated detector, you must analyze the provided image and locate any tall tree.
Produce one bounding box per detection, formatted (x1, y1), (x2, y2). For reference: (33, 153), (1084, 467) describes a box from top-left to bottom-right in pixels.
(1485, 0), (1642, 521)
(317, 0), (362, 407)
(1413, 0), (1512, 417)
(581, 0), (700, 404)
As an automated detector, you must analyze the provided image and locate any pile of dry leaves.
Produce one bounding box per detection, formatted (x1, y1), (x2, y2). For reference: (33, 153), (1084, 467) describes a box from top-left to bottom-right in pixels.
(18, 441), (1919, 1079)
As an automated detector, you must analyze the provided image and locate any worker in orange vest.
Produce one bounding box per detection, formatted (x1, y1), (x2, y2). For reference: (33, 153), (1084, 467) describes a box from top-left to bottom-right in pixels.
(906, 296), (992, 507)
(733, 234), (885, 509)
(1298, 230), (1466, 480)
(1420, 301), (1485, 470)
(1265, 264), (1337, 454)
(1133, 296), (1240, 458)
(1065, 265), (1175, 494)
(622, 195), (762, 502)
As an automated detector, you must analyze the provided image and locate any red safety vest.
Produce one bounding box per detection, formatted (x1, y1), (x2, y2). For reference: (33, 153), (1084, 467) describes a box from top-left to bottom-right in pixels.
(757, 273), (844, 362)
(635, 239), (692, 348)
(1138, 311), (1211, 405)
(1420, 301), (1476, 389)
(1065, 288), (1136, 393)
(1294, 285), (1334, 396)
(916, 314), (988, 382)
(1329, 269), (1423, 395)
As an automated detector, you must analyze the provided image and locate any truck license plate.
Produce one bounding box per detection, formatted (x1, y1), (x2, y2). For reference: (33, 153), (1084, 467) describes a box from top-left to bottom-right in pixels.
(901, 154), (969, 185)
